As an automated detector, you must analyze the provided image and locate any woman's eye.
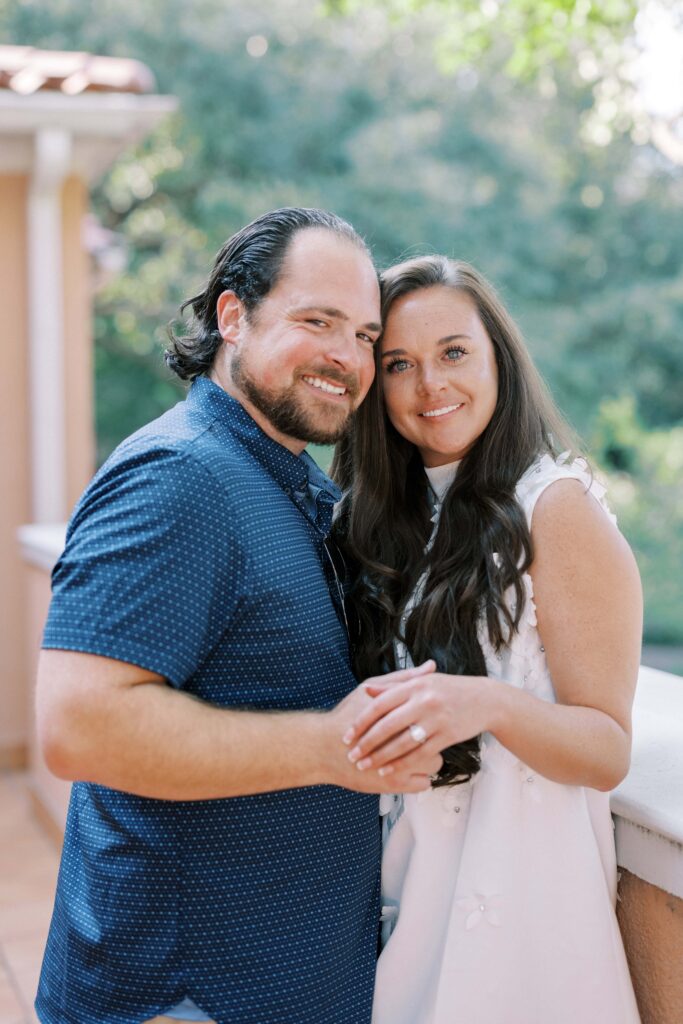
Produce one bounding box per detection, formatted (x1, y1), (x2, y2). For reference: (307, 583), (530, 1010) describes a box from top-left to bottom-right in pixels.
(385, 358), (410, 373)
(445, 345), (466, 361)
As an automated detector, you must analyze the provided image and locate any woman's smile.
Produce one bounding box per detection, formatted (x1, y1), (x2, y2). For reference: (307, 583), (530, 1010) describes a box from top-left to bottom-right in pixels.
(418, 402), (464, 419)
(380, 285), (498, 467)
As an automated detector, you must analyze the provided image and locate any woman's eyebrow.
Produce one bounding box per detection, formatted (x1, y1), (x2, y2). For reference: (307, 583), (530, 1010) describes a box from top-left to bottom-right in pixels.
(382, 333), (471, 358)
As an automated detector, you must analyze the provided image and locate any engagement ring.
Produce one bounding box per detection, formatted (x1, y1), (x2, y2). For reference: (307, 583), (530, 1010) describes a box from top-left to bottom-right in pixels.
(409, 723), (428, 744)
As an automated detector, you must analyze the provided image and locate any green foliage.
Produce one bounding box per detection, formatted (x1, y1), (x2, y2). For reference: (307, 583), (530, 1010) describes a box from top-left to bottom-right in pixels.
(1, 0), (681, 640)
(593, 398), (683, 643)
(323, 0), (638, 80)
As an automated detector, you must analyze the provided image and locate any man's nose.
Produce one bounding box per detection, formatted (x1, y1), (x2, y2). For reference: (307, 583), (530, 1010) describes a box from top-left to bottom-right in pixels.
(323, 327), (363, 372)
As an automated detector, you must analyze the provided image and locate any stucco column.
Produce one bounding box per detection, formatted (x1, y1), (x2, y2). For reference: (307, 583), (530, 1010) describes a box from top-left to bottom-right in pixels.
(27, 127), (71, 523)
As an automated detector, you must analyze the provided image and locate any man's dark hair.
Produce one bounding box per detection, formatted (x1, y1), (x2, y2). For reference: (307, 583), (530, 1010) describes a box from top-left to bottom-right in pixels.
(165, 207), (370, 381)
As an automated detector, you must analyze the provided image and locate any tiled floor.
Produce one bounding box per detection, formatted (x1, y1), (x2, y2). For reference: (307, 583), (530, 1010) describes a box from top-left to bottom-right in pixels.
(0, 772), (59, 1024)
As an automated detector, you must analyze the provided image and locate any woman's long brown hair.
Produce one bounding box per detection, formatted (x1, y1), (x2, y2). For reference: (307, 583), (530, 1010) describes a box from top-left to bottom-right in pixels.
(332, 256), (580, 786)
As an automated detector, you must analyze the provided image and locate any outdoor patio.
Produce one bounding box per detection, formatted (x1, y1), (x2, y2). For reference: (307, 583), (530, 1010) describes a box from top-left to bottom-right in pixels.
(0, 771), (57, 1024)
(1, 25), (682, 1024)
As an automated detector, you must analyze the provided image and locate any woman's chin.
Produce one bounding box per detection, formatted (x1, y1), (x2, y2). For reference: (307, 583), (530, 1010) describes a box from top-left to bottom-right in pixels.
(419, 442), (470, 467)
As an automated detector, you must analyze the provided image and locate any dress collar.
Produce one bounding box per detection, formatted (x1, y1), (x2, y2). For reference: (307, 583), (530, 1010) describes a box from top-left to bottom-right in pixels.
(424, 459), (461, 503)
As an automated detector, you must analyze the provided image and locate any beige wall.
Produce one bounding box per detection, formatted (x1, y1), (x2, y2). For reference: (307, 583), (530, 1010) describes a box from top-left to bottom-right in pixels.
(618, 868), (683, 1024)
(0, 172), (93, 766)
(0, 174), (31, 767)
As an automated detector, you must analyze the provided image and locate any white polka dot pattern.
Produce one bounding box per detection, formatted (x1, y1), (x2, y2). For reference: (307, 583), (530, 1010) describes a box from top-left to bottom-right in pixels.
(36, 377), (381, 1024)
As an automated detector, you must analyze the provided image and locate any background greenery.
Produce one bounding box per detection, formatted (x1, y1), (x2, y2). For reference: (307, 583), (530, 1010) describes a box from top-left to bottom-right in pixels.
(2, 0), (681, 644)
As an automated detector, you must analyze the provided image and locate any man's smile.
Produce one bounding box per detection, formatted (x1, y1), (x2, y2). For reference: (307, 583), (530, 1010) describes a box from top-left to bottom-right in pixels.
(301, 373), (353, 401)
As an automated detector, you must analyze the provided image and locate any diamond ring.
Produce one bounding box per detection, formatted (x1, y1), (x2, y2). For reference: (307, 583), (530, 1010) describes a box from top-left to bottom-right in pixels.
(409, 723), (428, 744)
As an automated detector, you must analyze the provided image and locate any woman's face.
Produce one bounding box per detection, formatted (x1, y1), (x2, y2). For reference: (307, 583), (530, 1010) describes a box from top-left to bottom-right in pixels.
(380, 286), (499, 467)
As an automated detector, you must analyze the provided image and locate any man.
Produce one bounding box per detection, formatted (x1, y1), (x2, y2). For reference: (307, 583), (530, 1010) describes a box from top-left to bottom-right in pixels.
(35, 208), (441, 1024)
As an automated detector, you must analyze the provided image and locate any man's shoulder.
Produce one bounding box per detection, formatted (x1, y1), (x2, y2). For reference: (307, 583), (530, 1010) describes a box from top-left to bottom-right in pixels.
(70, 400), (258, 544)
(101, 395), (253, 491)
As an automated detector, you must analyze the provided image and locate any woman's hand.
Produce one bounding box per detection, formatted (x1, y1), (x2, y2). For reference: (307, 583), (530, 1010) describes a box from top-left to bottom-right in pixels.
(323, 659), (445, 790)
(343, 672), (501, 776)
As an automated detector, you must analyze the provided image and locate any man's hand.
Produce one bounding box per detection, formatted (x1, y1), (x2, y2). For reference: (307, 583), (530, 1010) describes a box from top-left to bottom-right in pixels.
(321, 660), (444, 793)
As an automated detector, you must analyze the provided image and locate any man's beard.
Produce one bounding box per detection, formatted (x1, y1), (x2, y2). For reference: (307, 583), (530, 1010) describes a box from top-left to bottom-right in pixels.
(231, 352), (358, 445)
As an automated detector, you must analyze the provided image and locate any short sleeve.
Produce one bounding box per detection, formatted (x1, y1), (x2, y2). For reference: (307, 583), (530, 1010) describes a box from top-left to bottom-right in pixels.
(516, 452), (618, 531)
(42, 446), (244, 687)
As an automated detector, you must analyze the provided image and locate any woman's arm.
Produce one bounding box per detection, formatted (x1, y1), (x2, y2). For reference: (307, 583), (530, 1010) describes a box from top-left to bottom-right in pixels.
(343, 478), (643, 791)
(491, 477), (641, 789)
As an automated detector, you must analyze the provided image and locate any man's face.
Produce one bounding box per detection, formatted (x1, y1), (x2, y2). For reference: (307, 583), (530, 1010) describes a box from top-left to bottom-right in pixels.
(213, 228), (381, 451)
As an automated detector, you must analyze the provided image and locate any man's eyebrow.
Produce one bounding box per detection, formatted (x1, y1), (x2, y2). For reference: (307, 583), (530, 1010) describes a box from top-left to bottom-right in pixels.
(381, 333), (471, 358)
(291, 306), (381, 333)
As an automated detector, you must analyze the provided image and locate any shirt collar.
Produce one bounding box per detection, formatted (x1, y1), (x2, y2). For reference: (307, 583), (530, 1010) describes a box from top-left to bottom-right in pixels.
(187, 376), (341, 505)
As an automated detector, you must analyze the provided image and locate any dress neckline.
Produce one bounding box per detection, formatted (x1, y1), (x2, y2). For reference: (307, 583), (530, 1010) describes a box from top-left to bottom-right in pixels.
(424, 459), (461, 503)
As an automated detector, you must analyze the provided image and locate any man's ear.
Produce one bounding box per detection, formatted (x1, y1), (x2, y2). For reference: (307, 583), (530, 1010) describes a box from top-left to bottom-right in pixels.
(216, 290), (245, 347)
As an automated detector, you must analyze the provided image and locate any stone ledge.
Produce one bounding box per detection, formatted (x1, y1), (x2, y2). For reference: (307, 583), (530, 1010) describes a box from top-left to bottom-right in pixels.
(17, 522), (66, 572)
(612, 665), (683, 899)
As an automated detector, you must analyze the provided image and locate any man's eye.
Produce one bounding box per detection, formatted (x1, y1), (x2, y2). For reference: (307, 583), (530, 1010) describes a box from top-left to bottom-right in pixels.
(357, 333), (377, 345)
(306, 319), (327, 328)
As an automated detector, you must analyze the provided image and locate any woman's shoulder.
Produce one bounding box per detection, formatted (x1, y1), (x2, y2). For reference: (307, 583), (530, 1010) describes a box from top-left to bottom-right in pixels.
(515, 452), (617, 531)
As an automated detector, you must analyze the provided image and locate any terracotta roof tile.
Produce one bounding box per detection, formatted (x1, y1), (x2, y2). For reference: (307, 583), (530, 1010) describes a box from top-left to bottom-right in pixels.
(0, 45), (156, 95)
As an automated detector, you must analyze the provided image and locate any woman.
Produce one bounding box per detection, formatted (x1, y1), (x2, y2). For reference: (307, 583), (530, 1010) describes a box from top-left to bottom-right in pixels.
(332, 257), (642, 1023)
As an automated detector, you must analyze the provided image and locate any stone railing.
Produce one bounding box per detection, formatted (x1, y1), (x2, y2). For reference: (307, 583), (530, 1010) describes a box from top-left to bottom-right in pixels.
(611, 665), (683, 1023)
(16, 523), (683, 1023)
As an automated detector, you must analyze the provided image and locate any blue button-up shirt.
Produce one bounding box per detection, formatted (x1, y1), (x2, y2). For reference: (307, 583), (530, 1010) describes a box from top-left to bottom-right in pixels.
(36, 377), (380, 1024)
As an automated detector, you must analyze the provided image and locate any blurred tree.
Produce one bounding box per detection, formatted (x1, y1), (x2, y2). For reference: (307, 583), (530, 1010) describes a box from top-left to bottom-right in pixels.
(2, 0), (681, 640)
(324, 0), (638, 79)
(323, 0), (683, 167)
(593, 397), (683, 643)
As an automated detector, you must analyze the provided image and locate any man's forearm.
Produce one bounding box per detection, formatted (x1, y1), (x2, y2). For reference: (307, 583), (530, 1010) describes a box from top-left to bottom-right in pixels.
(47, 677), (330, 799)
(37, 650), (442, 799)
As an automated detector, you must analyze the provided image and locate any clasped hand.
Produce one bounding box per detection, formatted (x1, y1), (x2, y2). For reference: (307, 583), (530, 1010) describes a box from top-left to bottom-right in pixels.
(343, 663), (497, 778)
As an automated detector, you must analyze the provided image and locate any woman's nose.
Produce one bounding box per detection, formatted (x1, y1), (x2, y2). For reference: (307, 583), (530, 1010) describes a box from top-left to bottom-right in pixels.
(417, 364), (447, 394)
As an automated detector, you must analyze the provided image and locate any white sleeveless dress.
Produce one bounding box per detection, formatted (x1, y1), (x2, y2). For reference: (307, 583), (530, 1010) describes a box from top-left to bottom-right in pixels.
(372, 454), (641, 1024)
